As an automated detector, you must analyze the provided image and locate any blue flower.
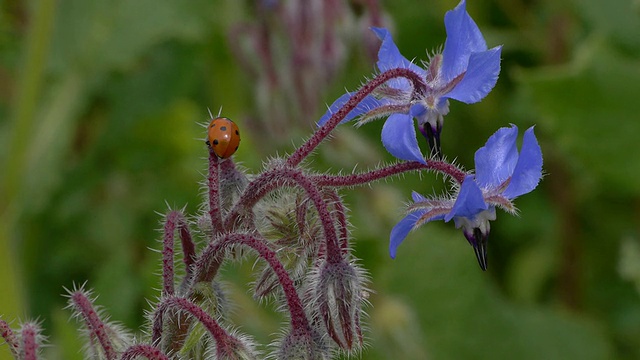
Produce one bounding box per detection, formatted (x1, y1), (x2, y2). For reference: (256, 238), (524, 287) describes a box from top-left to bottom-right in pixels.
(318, 0), (502, 162)
(389, 125), (543, 270)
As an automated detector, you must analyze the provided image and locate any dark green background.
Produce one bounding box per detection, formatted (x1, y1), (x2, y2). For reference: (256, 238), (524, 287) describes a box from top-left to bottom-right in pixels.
(1, 0), (638, 359)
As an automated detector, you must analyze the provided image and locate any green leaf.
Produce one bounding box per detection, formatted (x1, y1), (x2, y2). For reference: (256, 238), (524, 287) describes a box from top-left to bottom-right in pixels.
(48, 0), (215, 74)
(518, 38), (640, 194)
(571, 0), (640, 51)
(380, 225), (612, 359)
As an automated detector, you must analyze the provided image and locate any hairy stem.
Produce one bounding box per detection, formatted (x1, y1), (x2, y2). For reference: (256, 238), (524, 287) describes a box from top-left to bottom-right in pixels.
(225, 167), (342, 262)
(193, 234), (312, 333)
(0, 319), (19, 358)
(162, 210), (196, 296)
(21, 323), (39, 360)
(322, 189), (350, 256)
(224, 167), (292, 231)
(312, 160), (466, 187)
(152, 296), (242, 357)
(178, 220), (196, 280)
(69, 291), (116, 360)
(208, 148), (224, 234)
(162, 212), (176, 296)
(286, 67), (427, 167)
(120, 344), (169, 360)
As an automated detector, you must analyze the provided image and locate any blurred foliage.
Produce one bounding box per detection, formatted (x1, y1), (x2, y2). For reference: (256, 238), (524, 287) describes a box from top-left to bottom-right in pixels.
(1, 0), (639, 359)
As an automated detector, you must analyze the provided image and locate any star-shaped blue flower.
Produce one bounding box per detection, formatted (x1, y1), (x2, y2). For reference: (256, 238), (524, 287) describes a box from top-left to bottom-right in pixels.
(389, 125), (543, 270)
(318, 0), (502, 161)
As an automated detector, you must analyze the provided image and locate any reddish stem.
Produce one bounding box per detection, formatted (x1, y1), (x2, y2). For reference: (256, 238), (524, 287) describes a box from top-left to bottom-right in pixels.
(162, 210), (196, 296)
(179, 220), (197, 277)
(208, 148), (224, 234)
(21, 323), (39, 360)
(152, 297), (243, 357)
(224, 167), (291, 230)
(280, 169), (342, 262)
(286, 67), (426, 167)
(120, 344), (169, 360)
(323, 189), (350, 256)
(0, 319), (19, 358)
(312, 160), (466, 186)
(193, 233), (312, 333)
(224, 167), (341, 262)
(162, 212), (176, 296)
(218, 155), (239, 178)
(69, 291), (116, 360)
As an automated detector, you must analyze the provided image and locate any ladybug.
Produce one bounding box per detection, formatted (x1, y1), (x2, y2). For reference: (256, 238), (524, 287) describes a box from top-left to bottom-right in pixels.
(206, 117), (241, 159)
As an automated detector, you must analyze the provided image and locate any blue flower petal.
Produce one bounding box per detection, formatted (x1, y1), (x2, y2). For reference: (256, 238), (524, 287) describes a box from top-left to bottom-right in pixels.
(381, 113), (426, 164)
(409, 103), (427, 118)
(371, 27), (427, 91)
(389, 211), (424, 259)
(445, 46), (502, 104)
(504, 126), (543, 199)
(441, 0), (488, 82)
(474, 125), (519, 187)
(445, 175), (488, 222)
(411, 191), (428, 202)
(318, 92), (382, 126)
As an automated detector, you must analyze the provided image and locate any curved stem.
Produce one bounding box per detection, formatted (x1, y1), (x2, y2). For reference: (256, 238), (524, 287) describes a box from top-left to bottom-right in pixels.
(289, 170), (342, 262)
(224, 168), (290, 230)
(356, 103), (412, 127)
(152, 296), (241, 356)
(193, 233), (312, 333)
(162, 210), (196, 296)
(208, 148), (224, 234)
(224, 167), (341, 262)
(322, 189), (349, 256)
(312, 160), (467, 187)
(21, 323), (39, 360)
(69, 291), (116, 360)
(0, 319), (19, 358)
(121, 344), (169, 360)
(286, 67), (426, 167)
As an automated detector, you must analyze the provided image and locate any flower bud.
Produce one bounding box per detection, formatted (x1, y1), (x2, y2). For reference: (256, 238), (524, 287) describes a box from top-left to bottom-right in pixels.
(274, 327), (328, 360)
(311, 260), (368, 351)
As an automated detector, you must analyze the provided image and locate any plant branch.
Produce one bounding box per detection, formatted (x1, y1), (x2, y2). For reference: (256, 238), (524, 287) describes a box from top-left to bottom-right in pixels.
(311, 160), (466, 187)
(286, 67), (427, 167)
(193, 233), (312, 333)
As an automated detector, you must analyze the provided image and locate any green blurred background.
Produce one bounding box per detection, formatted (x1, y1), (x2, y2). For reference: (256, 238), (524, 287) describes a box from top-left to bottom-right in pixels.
(1, 0), (639, 358)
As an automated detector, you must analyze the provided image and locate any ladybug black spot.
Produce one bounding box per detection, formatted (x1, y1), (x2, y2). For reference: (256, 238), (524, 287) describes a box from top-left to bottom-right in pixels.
(235, 130), (239, 135)
(220, 126), (227, 131)
(213, 139), (219, 145)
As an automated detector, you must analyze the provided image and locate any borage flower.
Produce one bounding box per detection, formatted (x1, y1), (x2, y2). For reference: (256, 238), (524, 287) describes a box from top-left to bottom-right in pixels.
(390, 125), (543, 270)
(318, 0), (502, 160)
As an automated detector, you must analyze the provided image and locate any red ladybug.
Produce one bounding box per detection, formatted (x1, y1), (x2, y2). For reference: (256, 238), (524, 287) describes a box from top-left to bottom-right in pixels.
(206, 117), (240, 159)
